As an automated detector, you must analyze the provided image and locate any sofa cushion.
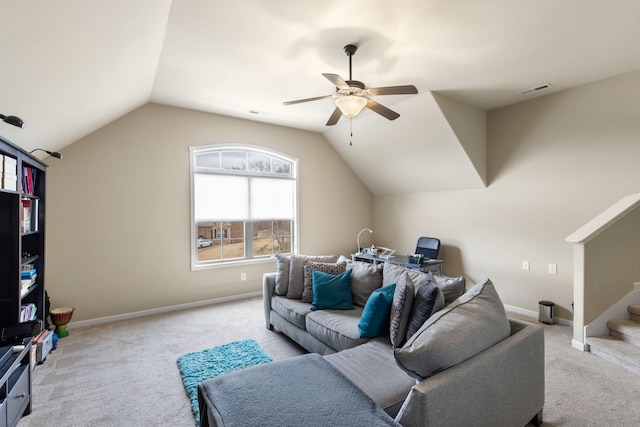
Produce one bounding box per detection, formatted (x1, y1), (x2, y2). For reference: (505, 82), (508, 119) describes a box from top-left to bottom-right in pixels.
(394, 278), (511, 380)
(306, 308), (368, 351)
(346, 261), (384, 307)
(389, 272), (415, 348)
(311, 269), (354, 311)
(358, 284), (396, 338)
(431, 274), (466, 306)
(286, 254), (338, 299)
(325, 338), (415, 417)
(274, 253), (291, 296)
(382, 262), (432, 291)
(301, 260), (347, 303)
(383, 262), (466, 306)
(405, 280), (445, 342)
(270, 295), (313, 330)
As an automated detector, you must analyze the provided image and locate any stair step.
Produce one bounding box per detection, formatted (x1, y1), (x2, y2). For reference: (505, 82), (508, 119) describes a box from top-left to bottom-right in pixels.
(630, 304), (640, 322)
(607, 319), (640, 346)
(587, 335), (640, 376)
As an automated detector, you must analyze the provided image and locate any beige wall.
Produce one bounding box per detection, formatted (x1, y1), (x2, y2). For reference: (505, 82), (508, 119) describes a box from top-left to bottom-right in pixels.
(583, 207), (640, 322)
(374, 70), (640, 320)
(45, 104), (373, 321)
(45, 69), (640, 323)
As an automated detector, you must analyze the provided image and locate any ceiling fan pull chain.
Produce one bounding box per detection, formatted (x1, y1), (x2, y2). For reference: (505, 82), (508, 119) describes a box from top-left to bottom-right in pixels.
(350, 118), (353, 146)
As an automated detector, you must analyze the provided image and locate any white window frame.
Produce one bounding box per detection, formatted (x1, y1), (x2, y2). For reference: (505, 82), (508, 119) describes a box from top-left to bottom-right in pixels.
(189, 144), (298, 270)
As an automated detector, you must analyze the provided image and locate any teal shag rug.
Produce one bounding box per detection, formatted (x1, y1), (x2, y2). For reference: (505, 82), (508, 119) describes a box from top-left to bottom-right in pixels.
(177, 339), (273, 425)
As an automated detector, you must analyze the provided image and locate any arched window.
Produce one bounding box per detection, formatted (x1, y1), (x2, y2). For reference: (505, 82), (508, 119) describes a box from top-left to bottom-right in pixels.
(190, 145), (297, 269)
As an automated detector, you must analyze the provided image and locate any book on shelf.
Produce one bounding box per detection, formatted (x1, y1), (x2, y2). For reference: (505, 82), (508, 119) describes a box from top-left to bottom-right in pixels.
(21, 277), (36, 287)
(21, 198), (31, 233)
(2, 172), (17, 191)
(22, 166), (37, 195)
(21, 281), (36, 298)
(2, 155), (18, 191)
(20, 303), (37, 322)
(20, 198), (38, 233)
(3, 155), (17, 173)
(21, 278), (37, 289)
(21, 268), (37, 278)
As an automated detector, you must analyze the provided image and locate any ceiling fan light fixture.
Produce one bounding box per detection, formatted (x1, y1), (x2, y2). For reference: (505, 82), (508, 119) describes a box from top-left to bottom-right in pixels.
(335, 95), (367, 118)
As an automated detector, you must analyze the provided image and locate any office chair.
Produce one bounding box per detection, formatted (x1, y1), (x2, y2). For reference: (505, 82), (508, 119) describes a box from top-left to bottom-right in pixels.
(415, 237), (440, 260)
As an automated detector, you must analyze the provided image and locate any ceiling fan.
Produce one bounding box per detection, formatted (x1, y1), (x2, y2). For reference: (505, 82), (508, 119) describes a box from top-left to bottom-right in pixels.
(284, 44), (418, 126)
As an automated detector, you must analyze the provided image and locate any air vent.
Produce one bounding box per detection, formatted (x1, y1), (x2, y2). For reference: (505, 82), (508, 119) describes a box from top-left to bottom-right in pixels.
(518, 83), (553, 96)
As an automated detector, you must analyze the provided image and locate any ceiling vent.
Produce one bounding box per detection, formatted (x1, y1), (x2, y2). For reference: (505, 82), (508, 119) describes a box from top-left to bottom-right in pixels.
(518, 83), (553, 96)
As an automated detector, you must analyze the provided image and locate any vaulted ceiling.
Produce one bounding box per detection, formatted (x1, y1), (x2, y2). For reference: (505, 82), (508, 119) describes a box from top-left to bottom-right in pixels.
(2, 1), (640, 194)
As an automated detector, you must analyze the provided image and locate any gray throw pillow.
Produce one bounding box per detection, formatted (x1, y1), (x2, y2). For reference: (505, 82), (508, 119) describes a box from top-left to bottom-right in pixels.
(346, 261), (383, 307)
(286, 254), (338, 299)
(394, 278), (511, 380)
(382, 262), (432, 291)
(301, 260), (347, 303)
(404, 280), (445, 342)
(274, 253), (291, 296)
(389, 272), (415, 348)
(431, 275), (466, 306)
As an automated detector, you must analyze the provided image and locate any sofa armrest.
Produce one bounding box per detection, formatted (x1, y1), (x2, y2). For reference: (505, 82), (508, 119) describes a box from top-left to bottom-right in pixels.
(396, 319), (544, 427)
(263, 272), (277, 330)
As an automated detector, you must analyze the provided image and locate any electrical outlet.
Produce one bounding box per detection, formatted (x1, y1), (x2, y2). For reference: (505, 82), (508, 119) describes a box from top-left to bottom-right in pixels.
(548, 264), (557, 275)
(522, 260), (530, 271)
(240, 273), (246, 281)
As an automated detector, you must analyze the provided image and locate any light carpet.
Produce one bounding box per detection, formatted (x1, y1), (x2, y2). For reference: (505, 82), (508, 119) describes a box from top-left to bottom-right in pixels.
(17, 296), (640, 426)
(177, 339), (272, 425)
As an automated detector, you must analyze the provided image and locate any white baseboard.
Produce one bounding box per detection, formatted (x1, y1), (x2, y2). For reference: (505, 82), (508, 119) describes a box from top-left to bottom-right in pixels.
(504, 304), (537, 320)
(69, 296), (574, 330)
(572, 339), (590, 352)
(503, 304), (572, 327)
(68, 291), (262, 329)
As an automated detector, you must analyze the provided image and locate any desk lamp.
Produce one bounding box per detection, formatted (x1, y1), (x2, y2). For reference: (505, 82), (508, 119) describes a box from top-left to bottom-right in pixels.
(30, 148), (63, 159)
(1, 113), (24, 128)
(356, 228), (373, 255)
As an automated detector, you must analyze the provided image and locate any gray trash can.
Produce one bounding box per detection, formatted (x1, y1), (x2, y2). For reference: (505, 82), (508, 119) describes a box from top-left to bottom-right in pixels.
(538, 300), (554, 325)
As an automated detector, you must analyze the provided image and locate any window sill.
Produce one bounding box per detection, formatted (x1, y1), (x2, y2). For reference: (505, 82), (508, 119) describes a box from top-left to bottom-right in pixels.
(191, 257), (276, 271)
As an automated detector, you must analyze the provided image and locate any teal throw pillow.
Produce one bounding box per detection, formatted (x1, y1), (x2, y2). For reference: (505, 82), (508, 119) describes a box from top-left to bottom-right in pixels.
(311, 269), (354, 311)
(358, 283), (397, 338)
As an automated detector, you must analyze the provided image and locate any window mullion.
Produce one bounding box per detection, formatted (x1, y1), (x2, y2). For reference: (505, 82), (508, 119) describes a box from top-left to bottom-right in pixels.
(247, 175), (252, 260)
(245, 221), (253, 259)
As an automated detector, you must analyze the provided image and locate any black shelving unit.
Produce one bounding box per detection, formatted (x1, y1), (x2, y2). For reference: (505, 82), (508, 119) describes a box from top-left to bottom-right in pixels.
(0, 135), (46, 328)
(0, 134), (46, 426)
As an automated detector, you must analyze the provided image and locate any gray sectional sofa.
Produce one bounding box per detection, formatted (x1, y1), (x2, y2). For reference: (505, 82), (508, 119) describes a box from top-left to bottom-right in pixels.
(262, 255), (545, 427)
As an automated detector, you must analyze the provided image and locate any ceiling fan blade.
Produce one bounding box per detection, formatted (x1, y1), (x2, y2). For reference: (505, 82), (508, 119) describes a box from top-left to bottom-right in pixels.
(283, 95), (333, 105)
(366, 85), (418, 96)
(322, 73), (350, 90)
(326, 107), (342, 126)
(366, 99), (400, 121)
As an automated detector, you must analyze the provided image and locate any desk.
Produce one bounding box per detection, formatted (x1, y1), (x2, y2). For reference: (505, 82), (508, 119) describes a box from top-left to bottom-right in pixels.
(351, 253), (443, 276)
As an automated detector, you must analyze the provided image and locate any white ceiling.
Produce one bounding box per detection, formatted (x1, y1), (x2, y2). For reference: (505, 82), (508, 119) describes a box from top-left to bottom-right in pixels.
(2, 1), (640, 194)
